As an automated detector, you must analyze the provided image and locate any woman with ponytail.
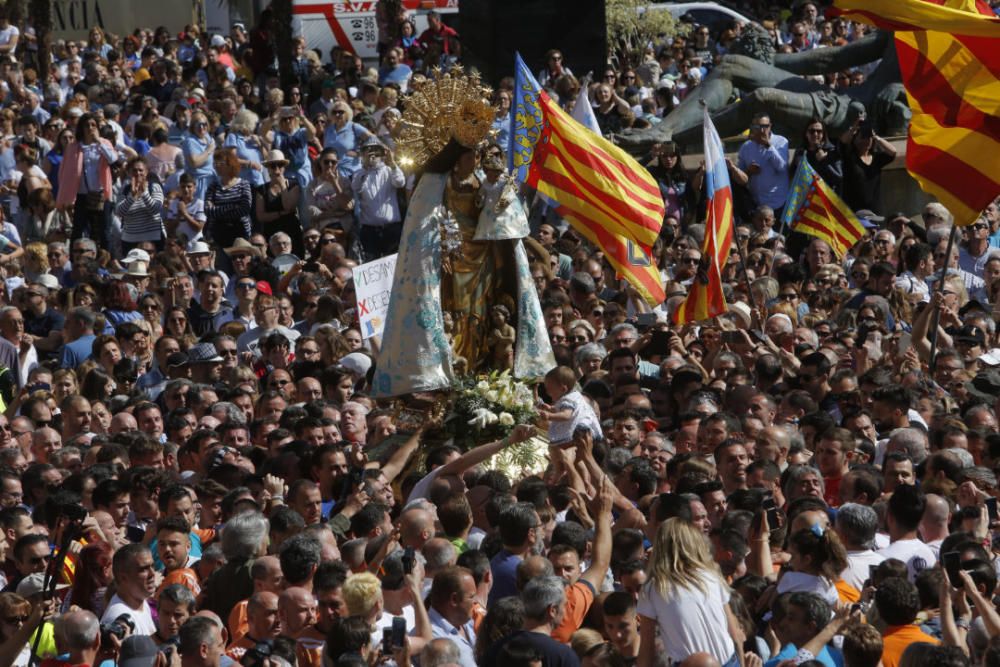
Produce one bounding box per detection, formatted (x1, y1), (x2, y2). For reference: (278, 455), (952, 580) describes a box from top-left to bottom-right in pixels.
(780, 525), (851, 606)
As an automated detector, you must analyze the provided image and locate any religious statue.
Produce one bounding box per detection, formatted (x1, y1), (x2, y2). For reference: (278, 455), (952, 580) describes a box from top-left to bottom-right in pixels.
(487, 304), (517, 370)
(372, 68), (555, 397)
(618, 28), (910, 153)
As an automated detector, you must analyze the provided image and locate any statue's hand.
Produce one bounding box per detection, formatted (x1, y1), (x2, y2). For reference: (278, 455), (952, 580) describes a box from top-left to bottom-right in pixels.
(442, 256), (453, 275)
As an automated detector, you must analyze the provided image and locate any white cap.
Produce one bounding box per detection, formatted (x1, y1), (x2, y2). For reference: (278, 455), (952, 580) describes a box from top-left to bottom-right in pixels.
(187, 241), (211, 255)
(124, 249), (151, 264)
(980, 348), (1000, 366)
(210, 35), (226, 48)
(339, 352), (372, 378)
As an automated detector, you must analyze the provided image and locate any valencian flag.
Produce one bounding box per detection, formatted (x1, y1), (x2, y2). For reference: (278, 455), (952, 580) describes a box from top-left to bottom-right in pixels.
(510, 54), (666, 305)
(832, 0), (1000, 226)
(782, 157), (865, 257)
(672, 107), (734, 324)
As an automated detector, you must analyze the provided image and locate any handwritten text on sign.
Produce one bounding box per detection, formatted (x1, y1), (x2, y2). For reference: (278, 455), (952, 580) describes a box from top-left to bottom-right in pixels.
(353, 253), (398, 339)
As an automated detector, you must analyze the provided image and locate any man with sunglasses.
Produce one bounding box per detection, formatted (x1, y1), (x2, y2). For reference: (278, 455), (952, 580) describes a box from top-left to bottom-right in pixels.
(730, 112), (790, 218)
(958, 215), (1000, 279)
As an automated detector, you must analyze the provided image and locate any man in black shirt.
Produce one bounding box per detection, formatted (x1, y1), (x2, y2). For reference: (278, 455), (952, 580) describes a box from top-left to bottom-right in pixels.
(482, 576), (580, 667)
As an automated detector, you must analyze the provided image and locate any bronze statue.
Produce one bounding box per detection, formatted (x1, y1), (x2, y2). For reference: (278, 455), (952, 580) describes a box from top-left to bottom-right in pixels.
(618, 28), (910, 152)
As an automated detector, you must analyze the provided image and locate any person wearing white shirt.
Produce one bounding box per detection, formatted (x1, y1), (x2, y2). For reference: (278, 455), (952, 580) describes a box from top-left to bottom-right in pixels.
(877, 484), (937, 581)
(351, 138), (404, 261)
(100, 544), (158, 635)
(895, 242), (934, 303)
(835, 503), (886, 591)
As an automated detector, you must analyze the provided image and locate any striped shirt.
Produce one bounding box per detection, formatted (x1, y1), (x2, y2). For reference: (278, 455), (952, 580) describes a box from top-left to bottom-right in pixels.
(205, 178), (253, 238)
(115, 181), (165, 243)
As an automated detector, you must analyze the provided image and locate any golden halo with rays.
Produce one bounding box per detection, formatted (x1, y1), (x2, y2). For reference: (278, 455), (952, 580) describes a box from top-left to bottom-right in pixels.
(395, 66), (495, 170)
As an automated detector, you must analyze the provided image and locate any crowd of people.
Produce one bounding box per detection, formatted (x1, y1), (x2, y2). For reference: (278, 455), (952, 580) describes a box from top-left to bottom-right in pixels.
(0, 2), (992, 667)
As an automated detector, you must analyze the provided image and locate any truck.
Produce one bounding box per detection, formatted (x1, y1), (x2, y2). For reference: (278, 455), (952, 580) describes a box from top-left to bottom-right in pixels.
(292, 0), (458, 63)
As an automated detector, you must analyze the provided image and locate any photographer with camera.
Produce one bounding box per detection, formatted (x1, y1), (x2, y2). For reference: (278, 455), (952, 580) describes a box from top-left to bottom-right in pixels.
(100, 544), (156, 636)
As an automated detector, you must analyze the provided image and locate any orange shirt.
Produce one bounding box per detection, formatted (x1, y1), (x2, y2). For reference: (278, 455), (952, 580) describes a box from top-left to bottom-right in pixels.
(882, 624), (939, 667)
(296, 625), (326, 667)
(157, 568), (201, 597)
(228, 600), (249, 645)
(835, 579), (861, 604)
(551, 580), (596, 644)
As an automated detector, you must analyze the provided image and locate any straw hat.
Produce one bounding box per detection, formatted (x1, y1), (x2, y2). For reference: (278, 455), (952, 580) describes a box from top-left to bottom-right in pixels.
(263, 149), (289, 167)
(225, 238), (262, 258)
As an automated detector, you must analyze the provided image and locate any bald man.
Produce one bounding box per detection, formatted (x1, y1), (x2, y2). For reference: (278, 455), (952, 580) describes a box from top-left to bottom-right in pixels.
(110, 412), (138, 435)
(228, 555), (283, 645)
(278, 587), (317, 638)
(54, 610), (101, 666)
(226, 592), (280, 661)
(756, 426), (791, 470)
(918, 493), (951, 557)
(400, 507), (434, 550)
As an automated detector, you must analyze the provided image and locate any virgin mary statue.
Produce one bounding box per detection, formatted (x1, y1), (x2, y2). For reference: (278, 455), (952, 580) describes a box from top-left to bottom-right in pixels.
(372, 69), (555, 397)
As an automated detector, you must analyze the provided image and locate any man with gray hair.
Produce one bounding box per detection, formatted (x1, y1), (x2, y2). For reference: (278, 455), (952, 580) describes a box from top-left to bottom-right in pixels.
(835, 503), (884, 591)
(54, 610), (101, 666)
(482, 575), (577, 667)
(179, 615), (225, 667)
(420, 637), (462, 667)
(884, 427), (928, 466)
(200, 512), (269, 619)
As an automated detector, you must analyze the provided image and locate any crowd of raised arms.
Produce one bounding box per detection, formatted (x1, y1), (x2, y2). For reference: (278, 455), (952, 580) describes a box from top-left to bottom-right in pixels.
(0, 2), (991, 667)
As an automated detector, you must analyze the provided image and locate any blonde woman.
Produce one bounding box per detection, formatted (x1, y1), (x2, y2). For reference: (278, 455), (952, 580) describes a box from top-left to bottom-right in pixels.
(637, 519), (742, 667)
(52, 368), (79, 403)
(22, 242), (48, 284)
(182, 111), (217, 200)
(224, 109), (267, 188)
(322, 101), (373, 178)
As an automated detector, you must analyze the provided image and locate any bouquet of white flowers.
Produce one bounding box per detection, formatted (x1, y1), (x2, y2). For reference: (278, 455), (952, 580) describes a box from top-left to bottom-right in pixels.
(445, 370), (548, 478)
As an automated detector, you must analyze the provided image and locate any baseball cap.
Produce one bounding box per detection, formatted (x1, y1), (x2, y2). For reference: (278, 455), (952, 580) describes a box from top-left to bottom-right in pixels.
(119, 635), (159, 667)
(256, 280), (273, 296)
(16, 572), (69, 598)
(339, 352), (372, 378)
(854, 209), (885, 224)
(166, 352), (189, 369)
(34, 274), (60, 291)
(954, 324), (987, 346)
(210, 35), (226, 48)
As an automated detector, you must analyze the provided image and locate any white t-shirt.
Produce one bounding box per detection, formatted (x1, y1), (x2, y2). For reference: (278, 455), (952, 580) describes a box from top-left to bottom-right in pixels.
(101, 594), (157, 636)
(637, 572), (735, 665)
(776, 571), (839, 606)
(878, 538), (937, 581)
(0, 25), (19, 49)
(843, 549), (886, 591)
(548, 390), (602, 445)
(167, 197), (206, 246)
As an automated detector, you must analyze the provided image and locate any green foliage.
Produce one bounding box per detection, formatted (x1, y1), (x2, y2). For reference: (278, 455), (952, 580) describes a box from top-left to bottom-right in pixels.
(606, 0), (678, 69)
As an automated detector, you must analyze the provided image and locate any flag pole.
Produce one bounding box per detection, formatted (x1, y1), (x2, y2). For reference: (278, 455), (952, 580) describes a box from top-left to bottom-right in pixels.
(731, 228), (765, 335)
(928, 221), (958, 374)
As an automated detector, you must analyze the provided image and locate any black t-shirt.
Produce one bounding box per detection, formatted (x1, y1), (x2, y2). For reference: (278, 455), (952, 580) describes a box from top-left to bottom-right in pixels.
(841, 142), (894, 213)
(482, 630), (580, 667)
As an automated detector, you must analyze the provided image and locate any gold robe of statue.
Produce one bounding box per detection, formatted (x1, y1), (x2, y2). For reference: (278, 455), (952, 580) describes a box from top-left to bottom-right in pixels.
(440, 170), (516, 370)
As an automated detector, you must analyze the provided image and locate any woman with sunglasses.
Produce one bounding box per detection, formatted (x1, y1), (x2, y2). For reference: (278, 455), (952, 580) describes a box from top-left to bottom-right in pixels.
(790, 117), (843, 193)
(164, 306), (198, 349)
(322, 101), (372, 179)
(647, 141), (698, 225)
(537, 49), (572, 88)
(181, 111), (217, 200)
(261, 106), (318, 192)
(306, 148), (354, 241)
(138, 294), (165, 339)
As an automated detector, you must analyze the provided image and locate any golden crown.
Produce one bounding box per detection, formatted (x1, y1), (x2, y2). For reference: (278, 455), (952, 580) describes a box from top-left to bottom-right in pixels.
(396, 66), (495, 169)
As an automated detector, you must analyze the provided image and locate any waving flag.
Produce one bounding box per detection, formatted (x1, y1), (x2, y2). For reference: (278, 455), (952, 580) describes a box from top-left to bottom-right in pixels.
(783, 158), (865, 257)
(510, 54), (665, 305)
(832, 0), (1000, 226)
(672, 107), (733, 324)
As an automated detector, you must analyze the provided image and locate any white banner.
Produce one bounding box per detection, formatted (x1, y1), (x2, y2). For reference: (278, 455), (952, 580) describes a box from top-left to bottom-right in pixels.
(353, 253), (398, 339)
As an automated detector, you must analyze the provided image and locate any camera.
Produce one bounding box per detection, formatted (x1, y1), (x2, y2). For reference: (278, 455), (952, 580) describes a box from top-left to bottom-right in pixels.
(242, 641), (273, 667)
(100, 613), (135, 646)
(401, 547), (415, 575)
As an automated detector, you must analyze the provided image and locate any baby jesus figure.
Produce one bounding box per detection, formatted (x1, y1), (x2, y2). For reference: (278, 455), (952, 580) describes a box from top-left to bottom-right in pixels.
(486, 304), (516, 370)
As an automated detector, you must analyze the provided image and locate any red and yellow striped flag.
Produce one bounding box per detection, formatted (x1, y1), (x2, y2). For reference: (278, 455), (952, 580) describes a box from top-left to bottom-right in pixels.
(783, 157), (866, 257)
(510, 55), (666, 305)
(832, 0), (1000, 226)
